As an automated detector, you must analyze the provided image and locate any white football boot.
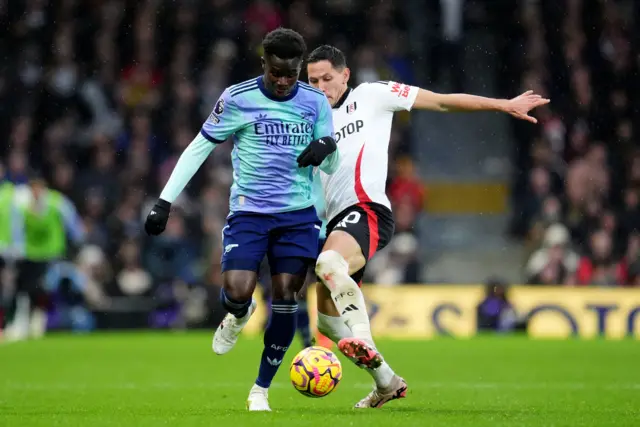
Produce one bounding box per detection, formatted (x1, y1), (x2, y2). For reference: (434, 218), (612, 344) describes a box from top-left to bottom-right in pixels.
(29, 309), (47, 339)
(212, 299), (257, 355)
(354, 375), (408, 408)
(246, 384), (271, 411)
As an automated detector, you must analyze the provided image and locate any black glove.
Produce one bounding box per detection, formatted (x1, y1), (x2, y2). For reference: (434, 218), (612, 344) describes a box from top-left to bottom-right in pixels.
(144, 199), (171, 236)
(297, 136), (337, 167)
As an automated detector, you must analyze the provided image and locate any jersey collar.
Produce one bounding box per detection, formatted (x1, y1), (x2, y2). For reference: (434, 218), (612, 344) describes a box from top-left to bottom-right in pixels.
(257, 76), (299, 102)
(332, 87), (352, 110)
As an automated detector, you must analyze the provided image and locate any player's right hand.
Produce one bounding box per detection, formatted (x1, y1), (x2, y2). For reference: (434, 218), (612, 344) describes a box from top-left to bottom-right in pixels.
(144, 199), (171, 236)
(297, 136), (338, 168)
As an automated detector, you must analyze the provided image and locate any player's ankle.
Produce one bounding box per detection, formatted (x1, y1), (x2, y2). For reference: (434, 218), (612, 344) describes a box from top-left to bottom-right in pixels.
(368, 362), (396, 389)
(252, 383), (269, 391)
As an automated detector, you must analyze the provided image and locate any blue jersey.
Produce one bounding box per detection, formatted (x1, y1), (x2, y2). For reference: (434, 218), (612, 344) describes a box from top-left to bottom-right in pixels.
(200, 76), (336, 215)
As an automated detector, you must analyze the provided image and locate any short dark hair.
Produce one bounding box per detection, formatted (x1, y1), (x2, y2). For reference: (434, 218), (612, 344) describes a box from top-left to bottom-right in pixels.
(307, 45), (347, 69)
(262, 28), (307, 60)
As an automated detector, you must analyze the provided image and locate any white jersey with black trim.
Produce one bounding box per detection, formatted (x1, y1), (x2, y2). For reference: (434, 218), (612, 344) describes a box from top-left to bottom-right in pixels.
(319, 81), (419, 223)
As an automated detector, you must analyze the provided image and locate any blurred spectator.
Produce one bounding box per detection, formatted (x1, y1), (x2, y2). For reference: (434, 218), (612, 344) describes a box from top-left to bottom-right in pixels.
(576, 230), (627, 287)
(365, 233), (420, 285)
(388, 156), (425, 214)
(44, 261), (96, 332)
(526, 224), (579, 286)
(508, 0), (639, 286)
(427, 0), (465, 91)
(476, 278), (519, 333)
(110, 239), (152, 298)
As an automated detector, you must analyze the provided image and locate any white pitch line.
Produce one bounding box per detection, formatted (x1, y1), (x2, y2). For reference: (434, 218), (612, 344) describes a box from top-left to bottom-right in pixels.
(1, 382), (639, 391)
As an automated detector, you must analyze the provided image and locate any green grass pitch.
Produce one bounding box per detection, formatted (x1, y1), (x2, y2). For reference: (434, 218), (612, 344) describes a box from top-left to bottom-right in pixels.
(1, 333), (638, 426)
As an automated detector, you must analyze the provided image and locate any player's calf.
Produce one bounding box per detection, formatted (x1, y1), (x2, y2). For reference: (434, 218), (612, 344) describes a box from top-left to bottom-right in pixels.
(255, 299), (298, 387)
(315, 250), (373, 344)
(254, 263), (307, 391)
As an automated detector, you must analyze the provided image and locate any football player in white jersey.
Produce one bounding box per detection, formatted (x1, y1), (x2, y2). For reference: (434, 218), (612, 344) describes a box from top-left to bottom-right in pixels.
(306, 45), (549, 408)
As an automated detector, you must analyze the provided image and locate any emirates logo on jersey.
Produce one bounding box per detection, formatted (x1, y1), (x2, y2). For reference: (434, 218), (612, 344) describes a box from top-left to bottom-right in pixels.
(346, 102), (357, 114)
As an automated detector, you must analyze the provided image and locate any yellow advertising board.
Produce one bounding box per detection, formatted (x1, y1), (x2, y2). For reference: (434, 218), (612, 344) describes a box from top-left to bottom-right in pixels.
(243, 285), (640, 340)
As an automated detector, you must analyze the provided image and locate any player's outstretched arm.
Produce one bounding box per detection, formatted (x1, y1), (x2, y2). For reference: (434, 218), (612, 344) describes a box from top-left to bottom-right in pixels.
(412, 89), (550, 123)
(158, 134), (215, 203)
(144, 134), (215, 236)
(146, 90), (239, 236)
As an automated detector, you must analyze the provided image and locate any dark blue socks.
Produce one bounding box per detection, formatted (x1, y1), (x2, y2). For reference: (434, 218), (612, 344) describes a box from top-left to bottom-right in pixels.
(255, 300), (297, 388)
(220, 288), (251, 318)
(296, 301), (312, 347)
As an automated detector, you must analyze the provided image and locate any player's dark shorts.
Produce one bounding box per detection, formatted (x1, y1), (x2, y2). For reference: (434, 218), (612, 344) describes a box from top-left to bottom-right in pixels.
(221, 206), (321, 276)
(325, 202), (394, 284)
(258, 236), (326, 296)
(317, 237), (327, 256)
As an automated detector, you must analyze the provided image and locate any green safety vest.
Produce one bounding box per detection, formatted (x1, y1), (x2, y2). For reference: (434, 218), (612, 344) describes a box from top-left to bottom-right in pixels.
(0, 182), (14, 249)
(19, 190), (67, 261)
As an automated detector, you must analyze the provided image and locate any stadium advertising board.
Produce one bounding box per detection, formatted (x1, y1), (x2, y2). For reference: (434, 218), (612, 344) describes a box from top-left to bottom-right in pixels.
(244, 285), (640, 339)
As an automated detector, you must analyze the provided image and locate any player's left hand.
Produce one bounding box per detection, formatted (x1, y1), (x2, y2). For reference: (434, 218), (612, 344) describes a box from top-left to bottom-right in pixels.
(297, 136), (338, 167)
(144, 199), (171, 236)
(504, 90), (550, 123)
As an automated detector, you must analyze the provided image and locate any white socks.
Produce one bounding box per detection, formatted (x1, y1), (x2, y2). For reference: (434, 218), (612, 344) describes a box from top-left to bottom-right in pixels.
(316, 300), (396, 389)
(317, 312), (353, 343)
(367, 362), (396, 389)
(316, 250), (374, 346)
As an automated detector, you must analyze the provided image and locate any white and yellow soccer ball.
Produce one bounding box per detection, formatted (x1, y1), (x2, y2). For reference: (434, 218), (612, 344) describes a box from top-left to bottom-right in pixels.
(289, 346), (342, 398)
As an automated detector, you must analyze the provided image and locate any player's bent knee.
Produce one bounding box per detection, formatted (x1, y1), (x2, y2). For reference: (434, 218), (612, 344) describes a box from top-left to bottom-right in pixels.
(315, 250), (347, 275)
(315, 250), (351, 291)
(271, 284), (297, 301)
(272, 272), (306, 301)
(222, 271), (257, 302)
(222, 284), (253, 302)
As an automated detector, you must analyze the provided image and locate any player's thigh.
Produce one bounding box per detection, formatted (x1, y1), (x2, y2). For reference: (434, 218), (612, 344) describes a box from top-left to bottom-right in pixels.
(322, 231), (366, 276)
(267, 208), (320, 274)
(268, 210), (321, 299)
(324, 203), (395, 276)
(221, 214), (270, 300)
(256, 257), (272, 300)
(323, 205), (372, 274)
(297, 236), (326, 300)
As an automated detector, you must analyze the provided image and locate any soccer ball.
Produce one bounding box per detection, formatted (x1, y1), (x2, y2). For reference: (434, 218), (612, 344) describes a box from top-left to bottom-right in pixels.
(289, 346), (342, 398)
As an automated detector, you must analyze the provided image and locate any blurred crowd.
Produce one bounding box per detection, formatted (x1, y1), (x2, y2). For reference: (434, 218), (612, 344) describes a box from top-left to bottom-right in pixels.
(0, 0), (424, 330)
(506, 0), (640, 286)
